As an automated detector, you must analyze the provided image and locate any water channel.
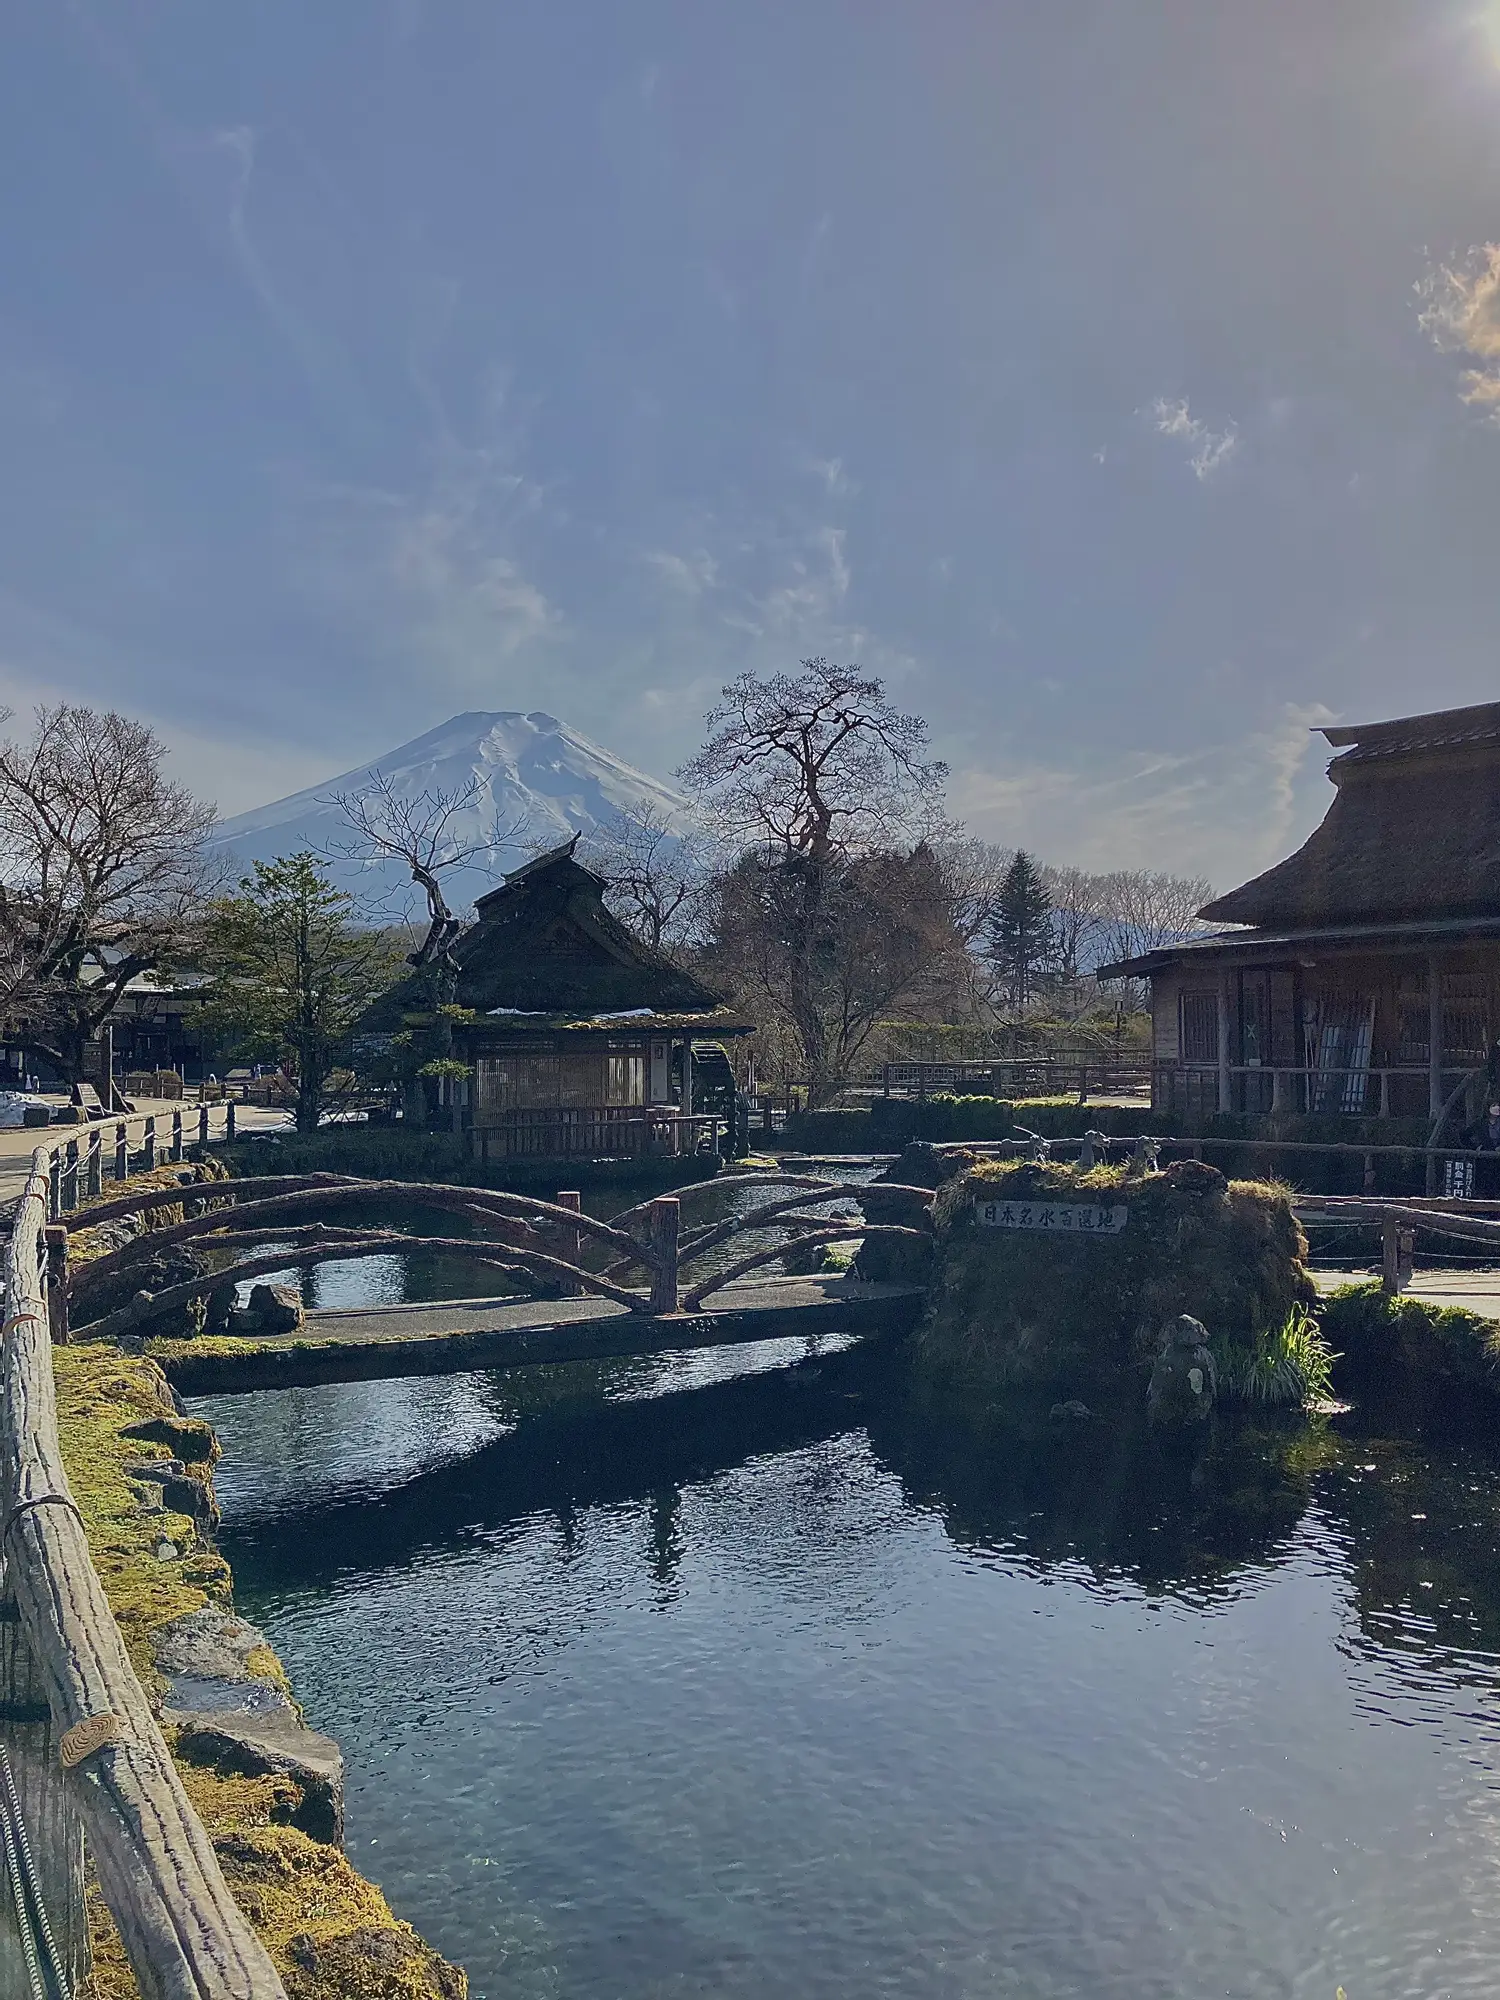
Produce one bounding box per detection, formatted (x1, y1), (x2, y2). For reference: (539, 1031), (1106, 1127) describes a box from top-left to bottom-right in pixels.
(198, 1293), (1500, 2000)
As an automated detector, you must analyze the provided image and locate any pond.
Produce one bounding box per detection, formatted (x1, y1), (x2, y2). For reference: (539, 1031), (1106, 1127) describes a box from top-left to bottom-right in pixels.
(201, 1341), (1500, 2000)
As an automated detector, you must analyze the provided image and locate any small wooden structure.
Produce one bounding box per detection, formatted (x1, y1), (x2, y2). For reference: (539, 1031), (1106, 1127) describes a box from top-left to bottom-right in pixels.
(362, 841), (753, 1160)
(1101, 703), (1500, 1129)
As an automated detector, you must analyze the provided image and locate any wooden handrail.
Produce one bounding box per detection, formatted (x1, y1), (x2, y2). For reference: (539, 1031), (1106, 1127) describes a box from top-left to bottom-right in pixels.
(3, 1147), (288, 1997)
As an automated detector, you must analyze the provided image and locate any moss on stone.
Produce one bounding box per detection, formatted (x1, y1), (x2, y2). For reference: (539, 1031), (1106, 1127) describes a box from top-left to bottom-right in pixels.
(52, 1346), (231, 1687)
(919, 1157), (1317, 1399)
(54, 1344), (466, 1997)
(1320, 1280), (1500, 1397)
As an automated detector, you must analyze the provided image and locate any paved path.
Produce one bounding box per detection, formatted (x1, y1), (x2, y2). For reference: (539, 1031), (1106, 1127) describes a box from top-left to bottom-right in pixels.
(0, 1100), (292, 1211)
(1313, 1266), (1500, 1319)
(154, 1274), (925, 1396)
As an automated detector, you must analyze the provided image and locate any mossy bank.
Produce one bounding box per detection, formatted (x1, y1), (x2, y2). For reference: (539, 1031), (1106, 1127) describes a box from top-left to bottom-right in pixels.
(55, 1165), (466, 1997)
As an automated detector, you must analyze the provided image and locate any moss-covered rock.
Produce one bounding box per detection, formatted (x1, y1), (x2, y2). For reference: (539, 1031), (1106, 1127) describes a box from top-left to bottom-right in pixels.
(918, 1157), (1317, 1400)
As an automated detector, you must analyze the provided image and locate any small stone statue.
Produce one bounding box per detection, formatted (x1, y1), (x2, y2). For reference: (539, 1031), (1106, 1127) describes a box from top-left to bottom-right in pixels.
(1126, 1135), (1162, 1178)
(1146, 1314), (1217, 1426)
(1078, 1130), (1109, 1172)
(1014, 1125), (1050, 1163)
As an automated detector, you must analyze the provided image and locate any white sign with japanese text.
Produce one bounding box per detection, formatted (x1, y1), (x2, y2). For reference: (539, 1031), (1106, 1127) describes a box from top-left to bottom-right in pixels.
(975, 1198), (1128, 1236)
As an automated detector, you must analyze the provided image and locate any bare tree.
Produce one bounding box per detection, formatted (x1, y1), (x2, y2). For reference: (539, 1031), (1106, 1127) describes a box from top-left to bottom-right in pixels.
(1096, 869), (1216, 963)
(679, 659), (947, 864)
(0, 706), (216, 1084)
(705, 843), (967, 1104)
(326, 771), (527, 968)
(680, 661), (950, 1105)
(582, 802), (713, 956)
(1042, 865), (1112, 979)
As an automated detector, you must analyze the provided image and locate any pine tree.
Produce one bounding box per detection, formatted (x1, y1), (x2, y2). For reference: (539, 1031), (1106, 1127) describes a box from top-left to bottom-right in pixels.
(987, 850), (1056, 1010)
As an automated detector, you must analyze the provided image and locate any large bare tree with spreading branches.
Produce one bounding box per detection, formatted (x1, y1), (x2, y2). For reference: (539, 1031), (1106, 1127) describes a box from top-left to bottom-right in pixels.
(0, 706), (216, 1084)
(682, 660), (953, 1105)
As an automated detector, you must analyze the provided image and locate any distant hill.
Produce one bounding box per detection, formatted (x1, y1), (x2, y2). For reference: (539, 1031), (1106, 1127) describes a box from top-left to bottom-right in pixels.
(210, 710), (689, 916)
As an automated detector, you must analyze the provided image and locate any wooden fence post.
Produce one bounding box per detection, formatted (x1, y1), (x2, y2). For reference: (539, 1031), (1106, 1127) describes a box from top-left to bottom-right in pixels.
(143, 1117), (155, 1173)
(556, 1191), (582, 1297)
(115, 1121), (128, 1182)
(0, 1562), (89, 1996)
(171, 1110), (183, 1163)
(61, 1139), (78, 1214)
(198, 1103), (209, 1148)
(648, 1198), (679, 1315)
(226, 1101), (236, 1142)
(47, 1155), (60, 1223)
(44, 1227), (69, 1346)
(86, 1129), (102, 1200)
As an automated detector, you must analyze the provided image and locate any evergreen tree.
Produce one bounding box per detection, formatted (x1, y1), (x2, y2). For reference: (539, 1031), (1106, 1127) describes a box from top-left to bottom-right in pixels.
(987, 850), (1056, 1010)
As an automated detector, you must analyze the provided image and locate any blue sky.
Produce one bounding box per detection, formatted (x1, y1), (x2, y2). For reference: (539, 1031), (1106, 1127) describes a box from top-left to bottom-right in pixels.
(5, 1), (1500, 890)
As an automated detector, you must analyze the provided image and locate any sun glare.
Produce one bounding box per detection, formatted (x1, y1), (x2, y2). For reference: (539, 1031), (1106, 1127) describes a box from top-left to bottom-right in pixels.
(1481, 3), (1500, 67)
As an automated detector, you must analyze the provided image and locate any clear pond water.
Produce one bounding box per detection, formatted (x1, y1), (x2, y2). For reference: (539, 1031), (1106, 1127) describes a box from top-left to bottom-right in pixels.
(202, 1339), (1500, 2000)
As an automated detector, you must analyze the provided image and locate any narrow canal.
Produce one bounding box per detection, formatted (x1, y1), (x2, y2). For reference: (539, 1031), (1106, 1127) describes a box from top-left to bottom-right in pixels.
(200, 1337), (1500, 2000)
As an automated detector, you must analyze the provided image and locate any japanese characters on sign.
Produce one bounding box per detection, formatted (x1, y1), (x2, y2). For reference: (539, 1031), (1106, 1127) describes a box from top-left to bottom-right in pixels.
(974, 1198), (1129, 1236)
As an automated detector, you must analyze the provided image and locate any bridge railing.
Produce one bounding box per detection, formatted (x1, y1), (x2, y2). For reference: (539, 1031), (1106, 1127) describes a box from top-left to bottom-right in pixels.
(3, 1117), (290, 1997)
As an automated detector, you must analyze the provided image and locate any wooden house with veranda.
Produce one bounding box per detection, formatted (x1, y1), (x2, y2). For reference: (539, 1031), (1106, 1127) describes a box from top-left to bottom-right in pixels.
(360, 840), (751, 1160)
(1099, 702), (1500, 1140)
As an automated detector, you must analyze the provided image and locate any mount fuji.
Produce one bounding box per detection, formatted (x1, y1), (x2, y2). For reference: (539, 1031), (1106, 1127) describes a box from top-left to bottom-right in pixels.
(210, 711), (691, 916)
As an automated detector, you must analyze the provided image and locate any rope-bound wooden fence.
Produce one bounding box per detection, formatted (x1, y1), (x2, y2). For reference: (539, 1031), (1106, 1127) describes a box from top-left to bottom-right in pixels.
(2, 1107), (289, 1998)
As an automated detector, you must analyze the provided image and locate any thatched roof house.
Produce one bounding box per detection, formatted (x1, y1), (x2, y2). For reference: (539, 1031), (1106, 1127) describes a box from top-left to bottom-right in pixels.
(364, 840), (749, 1159)
(1101, 702), (1500, 1128)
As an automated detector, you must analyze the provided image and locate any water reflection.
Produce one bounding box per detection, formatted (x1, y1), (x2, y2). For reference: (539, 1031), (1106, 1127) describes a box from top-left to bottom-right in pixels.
(203, 1347), (1500, 2000)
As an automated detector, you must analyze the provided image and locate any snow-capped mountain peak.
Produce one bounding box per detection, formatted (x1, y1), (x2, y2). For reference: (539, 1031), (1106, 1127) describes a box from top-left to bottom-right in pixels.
(211, 711), (689, 914)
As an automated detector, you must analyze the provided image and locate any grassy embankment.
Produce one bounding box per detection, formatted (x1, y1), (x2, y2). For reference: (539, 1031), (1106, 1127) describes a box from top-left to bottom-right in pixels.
(58, 1166), (466, 1999)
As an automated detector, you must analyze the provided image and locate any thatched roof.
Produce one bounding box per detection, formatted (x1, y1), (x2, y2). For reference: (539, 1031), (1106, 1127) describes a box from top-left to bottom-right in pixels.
(362, 840), (742, 1033)
(1200, 701), (1500, 930)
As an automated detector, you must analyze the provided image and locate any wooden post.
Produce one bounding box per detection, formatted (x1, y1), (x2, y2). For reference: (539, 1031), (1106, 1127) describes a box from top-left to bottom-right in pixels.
(44, 1226), (69, 1345)
(0, 1562), (89, 1995)
(100, 1021), (115, 1114)
(171, 1110), (183, 1163)
(198, 1103), (210, 1148)
(142, 1116), (155, 1172)
(557, 1190), (582, 1297)
(115, 1120), (128, 1182)
(1428, 953), (1444, 1120)
(648, 1197), (679, 1315)
(226, 1100), (236, 1141)
(62, 1138), (78, 1214)
(1216, 969), (1232, 1115)
(86, 1129), (102, 1200)
(48, 1154), (60, 1223)
(1271, 1068), (1284, 1114)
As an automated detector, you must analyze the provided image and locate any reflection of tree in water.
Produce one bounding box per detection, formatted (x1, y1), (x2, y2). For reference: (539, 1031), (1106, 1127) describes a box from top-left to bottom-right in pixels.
(862, 1375), (1332, 1599)
(225, 1345), (1343, 1619)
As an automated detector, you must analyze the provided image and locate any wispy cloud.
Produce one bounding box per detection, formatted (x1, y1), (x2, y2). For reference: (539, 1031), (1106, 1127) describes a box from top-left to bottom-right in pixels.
(1149, 397), (1239, 479)
(1418, 244), (1500, 415)
(949, 701), (1332, 884)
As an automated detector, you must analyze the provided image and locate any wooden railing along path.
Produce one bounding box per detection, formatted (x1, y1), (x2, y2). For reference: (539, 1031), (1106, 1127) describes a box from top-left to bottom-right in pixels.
(1, 1103), (289, 1998)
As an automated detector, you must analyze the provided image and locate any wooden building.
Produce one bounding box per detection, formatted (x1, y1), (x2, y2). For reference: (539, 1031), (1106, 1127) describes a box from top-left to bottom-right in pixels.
(1099, 702), (1500, 1126)
(362, 840), (751, 1159)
